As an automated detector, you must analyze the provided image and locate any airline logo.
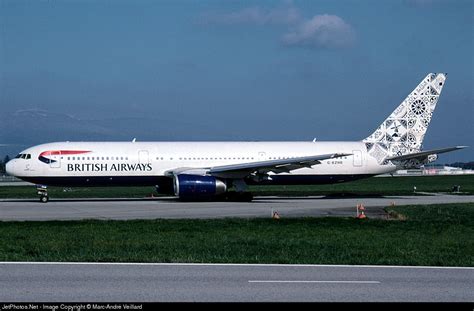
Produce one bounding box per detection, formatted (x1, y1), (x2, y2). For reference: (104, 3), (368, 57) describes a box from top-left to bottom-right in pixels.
(39, 150), (91, 164)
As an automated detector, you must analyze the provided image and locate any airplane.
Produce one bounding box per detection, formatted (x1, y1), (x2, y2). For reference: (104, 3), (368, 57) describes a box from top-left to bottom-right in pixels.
(5, 73), (467, 202)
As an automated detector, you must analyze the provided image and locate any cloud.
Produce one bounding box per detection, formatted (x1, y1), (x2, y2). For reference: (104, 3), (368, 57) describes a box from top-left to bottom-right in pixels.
(281, 14), (356, 49)
(199, 2), (356, 50)
(199, 3), (301, 26)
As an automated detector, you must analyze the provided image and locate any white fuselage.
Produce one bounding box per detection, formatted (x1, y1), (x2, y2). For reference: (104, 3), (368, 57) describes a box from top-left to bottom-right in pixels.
(6, 141), (396, 189)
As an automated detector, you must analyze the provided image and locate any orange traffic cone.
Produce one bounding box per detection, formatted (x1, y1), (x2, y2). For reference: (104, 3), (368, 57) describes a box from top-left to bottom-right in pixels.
(356, 204), (366, 219)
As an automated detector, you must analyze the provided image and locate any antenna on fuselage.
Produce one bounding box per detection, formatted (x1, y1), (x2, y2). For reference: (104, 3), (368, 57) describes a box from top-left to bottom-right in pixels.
(132, 138), (137, 143)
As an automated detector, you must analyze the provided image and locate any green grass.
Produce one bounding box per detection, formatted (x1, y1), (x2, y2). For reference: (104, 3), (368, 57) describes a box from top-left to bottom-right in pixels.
(0, 203), (472, 266)
(249, 175), (474, 196)
(1, 175), (473, 199)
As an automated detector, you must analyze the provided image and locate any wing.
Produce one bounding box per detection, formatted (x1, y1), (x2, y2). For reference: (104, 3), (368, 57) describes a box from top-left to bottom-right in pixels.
(166, 153), (351, 179)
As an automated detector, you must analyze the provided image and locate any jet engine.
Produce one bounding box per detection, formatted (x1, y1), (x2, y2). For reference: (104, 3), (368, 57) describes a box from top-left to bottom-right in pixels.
(173, 174), (227, 200)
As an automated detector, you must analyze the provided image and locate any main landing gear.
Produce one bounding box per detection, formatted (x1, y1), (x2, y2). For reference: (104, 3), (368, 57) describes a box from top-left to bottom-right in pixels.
(36, 185), (49, 203)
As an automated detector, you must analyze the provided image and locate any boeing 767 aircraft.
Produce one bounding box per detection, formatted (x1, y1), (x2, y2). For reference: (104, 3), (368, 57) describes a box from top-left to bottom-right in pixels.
(6, 73), (466, 202)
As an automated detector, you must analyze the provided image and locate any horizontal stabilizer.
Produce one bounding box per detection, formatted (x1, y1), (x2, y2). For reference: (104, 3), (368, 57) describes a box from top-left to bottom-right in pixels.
(386, 146), (467, 162)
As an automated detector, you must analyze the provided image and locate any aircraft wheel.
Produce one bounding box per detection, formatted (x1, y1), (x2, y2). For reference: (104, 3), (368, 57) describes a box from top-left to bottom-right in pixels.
(241, 192), (253, 202)
(40, 196), (49, 203)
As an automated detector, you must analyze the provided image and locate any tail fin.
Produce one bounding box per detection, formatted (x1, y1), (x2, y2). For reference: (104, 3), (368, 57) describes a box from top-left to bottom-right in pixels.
(363, 73), (447, 163)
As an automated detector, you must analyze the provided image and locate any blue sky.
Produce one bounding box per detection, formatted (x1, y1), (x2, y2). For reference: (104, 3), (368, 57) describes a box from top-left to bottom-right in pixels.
(1, 0), (473, 162)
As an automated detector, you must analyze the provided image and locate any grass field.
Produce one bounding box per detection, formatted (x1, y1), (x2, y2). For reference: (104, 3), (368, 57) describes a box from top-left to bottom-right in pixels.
(0, 203), (472, 266)
(0, 175), (473, 199)
(250, 175), (474, 196)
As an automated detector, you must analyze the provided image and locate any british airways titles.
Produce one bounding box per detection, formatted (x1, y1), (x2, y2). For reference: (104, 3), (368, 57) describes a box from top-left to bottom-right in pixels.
(67, 163), (153, 172)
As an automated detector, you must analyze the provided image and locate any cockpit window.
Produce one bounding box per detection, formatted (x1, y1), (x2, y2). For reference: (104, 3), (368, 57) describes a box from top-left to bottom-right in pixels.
(15, 153), (31, 159)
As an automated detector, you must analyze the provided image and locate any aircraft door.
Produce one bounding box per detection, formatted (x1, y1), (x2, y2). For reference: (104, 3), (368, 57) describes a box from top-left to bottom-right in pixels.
(352, 150), (362, 167)
(138, 150), (149, 164)
(50, 152), (61, 169)
(258, 152), (266, 161)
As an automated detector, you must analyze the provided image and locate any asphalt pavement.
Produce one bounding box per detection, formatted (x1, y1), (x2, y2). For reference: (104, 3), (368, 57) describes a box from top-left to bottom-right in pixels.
(0, 262), (472, 302)
(0, 194), (473, 221)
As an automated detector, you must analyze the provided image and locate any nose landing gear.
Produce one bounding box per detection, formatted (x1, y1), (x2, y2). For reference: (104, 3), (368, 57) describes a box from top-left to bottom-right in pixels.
(36, 185), (49, 203)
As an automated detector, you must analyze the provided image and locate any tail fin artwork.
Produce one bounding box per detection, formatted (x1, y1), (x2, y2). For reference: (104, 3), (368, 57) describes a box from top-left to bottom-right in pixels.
(363, 73), (447, 165)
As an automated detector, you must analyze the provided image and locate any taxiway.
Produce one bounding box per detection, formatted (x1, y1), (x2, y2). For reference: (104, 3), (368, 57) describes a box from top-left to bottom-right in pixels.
(0, 194), (473, 221)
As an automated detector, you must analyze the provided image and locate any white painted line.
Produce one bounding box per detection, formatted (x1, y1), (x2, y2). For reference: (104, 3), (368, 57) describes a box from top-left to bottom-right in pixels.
(0, 262), (473, 270)
(249, 280), (381, 284)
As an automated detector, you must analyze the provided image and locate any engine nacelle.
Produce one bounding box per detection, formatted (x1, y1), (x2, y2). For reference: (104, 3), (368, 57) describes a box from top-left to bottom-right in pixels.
(173, 174), (227, 200)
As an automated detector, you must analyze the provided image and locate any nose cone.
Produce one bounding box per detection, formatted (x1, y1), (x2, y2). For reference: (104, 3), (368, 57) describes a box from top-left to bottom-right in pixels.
(5, 160), (15, 176)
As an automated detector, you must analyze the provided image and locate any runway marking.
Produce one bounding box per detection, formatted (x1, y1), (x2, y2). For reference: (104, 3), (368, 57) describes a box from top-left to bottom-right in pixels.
(249, 280), (381, 284)
(0, 262), (473, 270)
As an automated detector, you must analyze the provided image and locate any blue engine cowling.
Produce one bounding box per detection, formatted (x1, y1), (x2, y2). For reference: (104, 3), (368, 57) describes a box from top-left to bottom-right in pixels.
(173, 174), (227, 199)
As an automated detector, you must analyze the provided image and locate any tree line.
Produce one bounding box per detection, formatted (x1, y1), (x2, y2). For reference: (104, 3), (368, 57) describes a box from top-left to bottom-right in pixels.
(447, 162), (474, 170)
(0, 156), (11, 174)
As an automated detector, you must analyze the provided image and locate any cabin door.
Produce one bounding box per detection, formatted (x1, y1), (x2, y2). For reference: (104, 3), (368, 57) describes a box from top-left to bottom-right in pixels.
(352, 150), (362, 167)
(50, 152), (61, 169)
